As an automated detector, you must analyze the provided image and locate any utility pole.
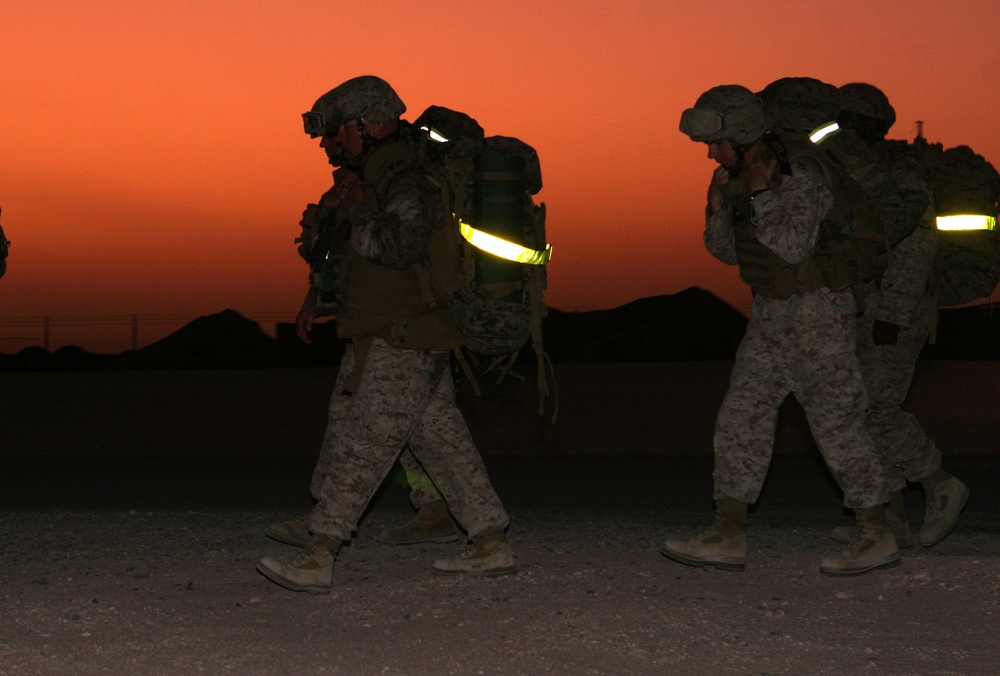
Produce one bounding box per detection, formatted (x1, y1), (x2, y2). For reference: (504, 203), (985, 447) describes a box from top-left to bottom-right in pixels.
(916, 120), (925, 140)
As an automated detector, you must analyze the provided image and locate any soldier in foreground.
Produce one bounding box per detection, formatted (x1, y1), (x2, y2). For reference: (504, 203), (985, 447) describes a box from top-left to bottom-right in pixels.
(831, 82), (969, 548)
(257, 76), (514, 594)
(266, 168), (459, 551)
(660, 85), (896, 575)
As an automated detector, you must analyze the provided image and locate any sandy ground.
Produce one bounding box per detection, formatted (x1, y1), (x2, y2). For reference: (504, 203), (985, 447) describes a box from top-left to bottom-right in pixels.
(1, 364), (999, 674)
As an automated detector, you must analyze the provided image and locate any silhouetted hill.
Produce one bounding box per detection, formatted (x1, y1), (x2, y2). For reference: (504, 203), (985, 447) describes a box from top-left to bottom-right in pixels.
(125, 309), (276, 367)
(543, 287), (748, 362)
(1, 293), (998, 371)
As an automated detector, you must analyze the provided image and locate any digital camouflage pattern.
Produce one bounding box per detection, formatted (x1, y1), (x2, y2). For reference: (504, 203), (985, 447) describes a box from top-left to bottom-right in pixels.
(705, 152), (886, 509)
(838, 82), (896, 130)
(911, 139), (1000, 306)
(713, 290), (887, 508)
(858, 294), (942, 491)
(758, 76), (840, 134)
(856, 139), (943, 489)
(304, 75), (407, 138)
(679, 85), (766, 146)
(307, 343), (443, 509)
(308, 337), (508, 541)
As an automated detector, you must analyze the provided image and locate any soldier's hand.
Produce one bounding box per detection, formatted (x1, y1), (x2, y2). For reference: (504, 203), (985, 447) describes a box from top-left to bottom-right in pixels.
(708, 166), (728, 214)
(296, 307), (317, 344)
(872, 320), (901, 346)
(300, 203), (320, 226)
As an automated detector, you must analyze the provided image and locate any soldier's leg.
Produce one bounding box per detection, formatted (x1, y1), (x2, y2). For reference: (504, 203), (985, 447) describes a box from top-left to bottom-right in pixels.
(405, 358), (515, 576)
(267, 345), (355, 548)
(662, 309), (788, 571)
(377, 447), (460, 545)
(258, 341), (445, 593)
(795, 291), (897, 575)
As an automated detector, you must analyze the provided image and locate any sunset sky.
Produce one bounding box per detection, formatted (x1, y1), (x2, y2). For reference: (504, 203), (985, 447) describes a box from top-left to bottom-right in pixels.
(3, 1), (999, 351)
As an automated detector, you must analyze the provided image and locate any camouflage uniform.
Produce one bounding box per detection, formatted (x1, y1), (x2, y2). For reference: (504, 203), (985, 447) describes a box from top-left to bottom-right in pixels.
(856, 143), (941, 489)
(303, 325), (442, 511)
(706, 155), (887, 509)
(306, 139), (508, 543)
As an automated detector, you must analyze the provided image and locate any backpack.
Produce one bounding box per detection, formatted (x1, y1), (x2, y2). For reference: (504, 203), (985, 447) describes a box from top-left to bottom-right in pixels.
(911, 138), (1000, 306)
(756, 78), (896, 303)
(412, 106), (554, 417)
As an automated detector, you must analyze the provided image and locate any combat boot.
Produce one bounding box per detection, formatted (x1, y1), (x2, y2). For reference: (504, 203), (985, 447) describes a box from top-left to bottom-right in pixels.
(256, 534), (340, 594)
(820, 506), (900, 576)
(659, 498), (747, 571)
(265, 515), (311, 548)
(377, 499), (461, 545)
(432, 528), (517, 577)
(919, 471), (969, 546)
(830, 492), (912, 548)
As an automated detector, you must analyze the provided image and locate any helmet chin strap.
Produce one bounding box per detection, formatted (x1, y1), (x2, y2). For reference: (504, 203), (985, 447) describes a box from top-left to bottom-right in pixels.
(343, 119), (381, 171)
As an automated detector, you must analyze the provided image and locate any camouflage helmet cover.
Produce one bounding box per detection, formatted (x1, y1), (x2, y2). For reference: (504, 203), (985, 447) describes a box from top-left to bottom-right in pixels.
(758, 76), (840, 134)
(303, 75), (406, 138)
(838, 82), (896, 131)
(679, 85), (766, 146)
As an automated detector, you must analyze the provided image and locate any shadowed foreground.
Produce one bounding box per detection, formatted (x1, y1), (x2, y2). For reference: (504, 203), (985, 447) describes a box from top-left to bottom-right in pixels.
(1, 454), (998, 674)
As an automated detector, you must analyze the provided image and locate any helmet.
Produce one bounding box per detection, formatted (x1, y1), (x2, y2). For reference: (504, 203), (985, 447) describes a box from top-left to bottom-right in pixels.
(679, 85), (766, 146)
(303, 75), (406, 138)
(838, 82), (896, 131)
(758, 77), (840, 135)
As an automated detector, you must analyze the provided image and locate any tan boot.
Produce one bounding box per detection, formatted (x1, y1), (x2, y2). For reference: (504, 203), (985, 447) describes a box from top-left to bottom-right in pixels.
(820, 506), (900, 576)
(830, 492), (912, 548)
(265, 515), (311, 548)
(919, 472), (969, 547)
(377, 500), (461, 545)
(659, 498), (747, 571)
(257, 534), (340, 594)
(432, 529), (517, 577)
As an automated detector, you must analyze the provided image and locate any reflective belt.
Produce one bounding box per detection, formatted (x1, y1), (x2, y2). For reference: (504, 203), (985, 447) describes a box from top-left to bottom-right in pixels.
(458, 220), (552, 265)
(936, 215), (997, 231)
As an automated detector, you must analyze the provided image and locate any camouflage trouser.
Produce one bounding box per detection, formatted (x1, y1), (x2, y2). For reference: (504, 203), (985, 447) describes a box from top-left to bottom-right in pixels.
(309, 344), (443, 509)
(309, 337), (508, 541)
(857, 293), (942, 491)
(713, 289), (887, 509)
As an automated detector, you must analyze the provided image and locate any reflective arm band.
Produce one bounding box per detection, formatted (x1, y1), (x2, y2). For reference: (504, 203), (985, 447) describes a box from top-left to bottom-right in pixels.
(809, 121), (840, 144)
(936, 215), (997, 231)
(459, 220), (552, 264)
(420, 126), (450, 143)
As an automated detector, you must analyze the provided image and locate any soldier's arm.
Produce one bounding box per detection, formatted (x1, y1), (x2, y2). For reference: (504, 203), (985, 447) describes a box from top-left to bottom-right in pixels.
(347, 171), (440, 269)
(751, 157), (830, 264)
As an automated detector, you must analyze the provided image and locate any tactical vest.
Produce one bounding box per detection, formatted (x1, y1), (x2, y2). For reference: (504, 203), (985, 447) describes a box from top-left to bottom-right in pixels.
(730, 132), (888, 301)
(330, 133), (465, 350)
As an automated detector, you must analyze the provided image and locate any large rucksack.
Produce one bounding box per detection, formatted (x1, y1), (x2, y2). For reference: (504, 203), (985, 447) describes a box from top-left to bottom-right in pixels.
(755, 78), (899, 302)
(411, 106), (554, 417)
(911, 137), (1000, 306)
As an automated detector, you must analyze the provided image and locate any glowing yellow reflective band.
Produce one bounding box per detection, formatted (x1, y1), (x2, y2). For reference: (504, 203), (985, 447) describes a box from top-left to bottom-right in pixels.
(420, 125), (450, 143)
(936, 215), (997, 231)
(459, 221), (552, 264)
(809, 121), (840, 144)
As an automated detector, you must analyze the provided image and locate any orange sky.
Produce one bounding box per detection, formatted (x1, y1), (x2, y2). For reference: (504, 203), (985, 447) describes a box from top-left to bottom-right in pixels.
(3, 1), (1000, 350)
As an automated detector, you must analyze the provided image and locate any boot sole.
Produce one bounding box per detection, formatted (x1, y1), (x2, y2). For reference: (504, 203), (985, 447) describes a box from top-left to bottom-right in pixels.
(376, 532), (463, 546)
(919, 486), (970, 547)
(659, 544), (746, 572)
(430, 564), (518, 578)
(256, 562), (331, 594)
(819, 552), (901, 576)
